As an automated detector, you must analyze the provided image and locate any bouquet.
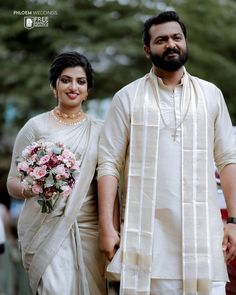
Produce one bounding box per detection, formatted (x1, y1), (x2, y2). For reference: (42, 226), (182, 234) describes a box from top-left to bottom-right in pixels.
(16, 140), (80, 213)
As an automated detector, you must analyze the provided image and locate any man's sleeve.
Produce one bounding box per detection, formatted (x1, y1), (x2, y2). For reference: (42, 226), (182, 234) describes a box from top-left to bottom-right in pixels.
(97, 92), (130, 179)
(214, 87), (236, 171)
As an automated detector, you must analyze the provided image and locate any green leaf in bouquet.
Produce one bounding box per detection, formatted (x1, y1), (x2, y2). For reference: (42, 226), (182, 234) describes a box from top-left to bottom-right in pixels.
(46, 200), (54, 213)
(42, 202), (47, 214)
(55, 180), (66, 189)
(24, 176), (34, 185)
(53, 146), (63, 155)
(71, 169), (80, 176)
(37, 194), (59, 214)
(44, 175), (55, 187)
(37, 149), (46, 158)
(37, 198), (44, 206)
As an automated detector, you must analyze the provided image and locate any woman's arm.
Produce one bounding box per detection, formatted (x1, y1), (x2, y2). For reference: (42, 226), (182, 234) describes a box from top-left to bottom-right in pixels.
(7, 119), (36, 200)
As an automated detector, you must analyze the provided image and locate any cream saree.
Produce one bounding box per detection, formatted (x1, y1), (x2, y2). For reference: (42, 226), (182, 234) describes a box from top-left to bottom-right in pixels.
(8, 112), (106, 295)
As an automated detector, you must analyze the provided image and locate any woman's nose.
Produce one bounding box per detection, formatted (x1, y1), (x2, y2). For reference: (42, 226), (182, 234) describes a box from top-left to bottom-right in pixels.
(69, 80), (78, 90)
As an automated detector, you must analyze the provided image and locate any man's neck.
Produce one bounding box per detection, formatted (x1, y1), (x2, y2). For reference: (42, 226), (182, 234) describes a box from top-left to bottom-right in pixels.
(153, 66), (184, 88)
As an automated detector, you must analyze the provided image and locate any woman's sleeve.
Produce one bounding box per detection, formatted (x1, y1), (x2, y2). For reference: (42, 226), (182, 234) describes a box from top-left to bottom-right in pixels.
(7, 119), (36, 180)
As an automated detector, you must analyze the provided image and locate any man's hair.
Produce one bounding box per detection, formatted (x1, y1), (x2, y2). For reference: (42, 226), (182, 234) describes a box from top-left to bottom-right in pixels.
(142, 11), (187, 46)
(49, 51), (94, 89)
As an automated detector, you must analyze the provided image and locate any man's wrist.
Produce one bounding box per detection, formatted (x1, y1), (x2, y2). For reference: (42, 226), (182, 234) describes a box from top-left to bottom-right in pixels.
(227, 217), (236, 224)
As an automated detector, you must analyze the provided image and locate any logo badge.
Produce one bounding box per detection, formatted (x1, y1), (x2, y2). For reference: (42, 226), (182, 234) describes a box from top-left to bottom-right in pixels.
(24, 17), (34, 29)
(24, 16), (49, 29)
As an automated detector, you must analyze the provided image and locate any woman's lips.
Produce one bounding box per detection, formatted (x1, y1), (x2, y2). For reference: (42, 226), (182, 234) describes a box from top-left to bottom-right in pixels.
(66, 93), (78, 99)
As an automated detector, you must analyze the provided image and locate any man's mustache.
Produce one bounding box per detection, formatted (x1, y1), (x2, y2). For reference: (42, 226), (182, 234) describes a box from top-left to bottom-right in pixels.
(163, 48), (180, 57)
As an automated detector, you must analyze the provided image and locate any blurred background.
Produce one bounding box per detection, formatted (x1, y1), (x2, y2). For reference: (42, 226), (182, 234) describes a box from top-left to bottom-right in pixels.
(0, 0), (236, 293)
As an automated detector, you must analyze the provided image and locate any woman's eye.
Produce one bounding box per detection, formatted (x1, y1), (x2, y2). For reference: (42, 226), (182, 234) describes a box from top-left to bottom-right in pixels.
(78, 79), (87, 85)
(60, 77), (71, 84)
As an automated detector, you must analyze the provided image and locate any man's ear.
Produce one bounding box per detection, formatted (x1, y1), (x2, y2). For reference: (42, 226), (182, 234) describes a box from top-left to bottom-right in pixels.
(143, 45), (151, 59)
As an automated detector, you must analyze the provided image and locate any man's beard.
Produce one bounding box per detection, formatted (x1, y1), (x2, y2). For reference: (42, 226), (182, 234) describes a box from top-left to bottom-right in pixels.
(150, 47), (188, 72)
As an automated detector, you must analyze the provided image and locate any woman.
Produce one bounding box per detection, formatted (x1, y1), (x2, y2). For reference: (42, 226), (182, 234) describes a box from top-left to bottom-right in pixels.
(7, 52), (106, 294)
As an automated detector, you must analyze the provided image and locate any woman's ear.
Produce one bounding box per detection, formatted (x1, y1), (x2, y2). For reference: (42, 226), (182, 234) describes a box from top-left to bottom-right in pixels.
(50, 84), (57, 98)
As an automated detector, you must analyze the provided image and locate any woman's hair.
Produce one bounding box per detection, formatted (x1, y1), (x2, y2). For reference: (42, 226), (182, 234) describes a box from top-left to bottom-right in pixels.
(142, 11), (187, 46)
(49, 51), (94, 89)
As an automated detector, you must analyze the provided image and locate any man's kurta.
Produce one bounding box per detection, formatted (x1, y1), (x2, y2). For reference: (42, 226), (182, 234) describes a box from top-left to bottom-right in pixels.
(98, 70), (236, 282)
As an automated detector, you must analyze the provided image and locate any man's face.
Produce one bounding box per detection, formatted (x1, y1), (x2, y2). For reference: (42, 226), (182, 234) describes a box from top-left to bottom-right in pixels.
(144, 21), (188, 72)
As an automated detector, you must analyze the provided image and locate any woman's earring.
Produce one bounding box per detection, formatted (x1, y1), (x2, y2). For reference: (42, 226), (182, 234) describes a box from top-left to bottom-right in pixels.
(53, 90), (57, 99)
(50, 84), (57, 99)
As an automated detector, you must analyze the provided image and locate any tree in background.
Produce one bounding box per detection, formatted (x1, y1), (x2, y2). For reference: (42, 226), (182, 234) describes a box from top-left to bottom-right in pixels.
(1, 0), (236, 202)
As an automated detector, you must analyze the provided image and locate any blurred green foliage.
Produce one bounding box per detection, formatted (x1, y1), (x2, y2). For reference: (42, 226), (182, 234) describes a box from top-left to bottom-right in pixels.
(0, 0), (236, 202)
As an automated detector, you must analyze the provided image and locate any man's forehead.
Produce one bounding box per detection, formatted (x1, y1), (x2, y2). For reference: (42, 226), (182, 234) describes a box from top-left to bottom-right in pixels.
(150, 21), (183, 36)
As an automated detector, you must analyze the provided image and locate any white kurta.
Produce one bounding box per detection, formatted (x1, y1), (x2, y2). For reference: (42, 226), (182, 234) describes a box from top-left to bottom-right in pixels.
(98, 71), (236, 282)
(153, 77), (183, 278)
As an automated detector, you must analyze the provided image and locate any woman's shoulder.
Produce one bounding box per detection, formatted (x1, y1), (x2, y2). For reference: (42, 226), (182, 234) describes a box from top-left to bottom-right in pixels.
(28, 111), (50, 123)
(88, 116), (104, 127)
(86, 116), (104, 138)
(19, 112), (50, 134)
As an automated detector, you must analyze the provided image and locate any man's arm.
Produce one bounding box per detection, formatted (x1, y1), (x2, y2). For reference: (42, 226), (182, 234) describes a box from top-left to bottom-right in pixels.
(98, 175), (120, 261)
(97, 92), (130, 261)
(220, 164), (236, 264)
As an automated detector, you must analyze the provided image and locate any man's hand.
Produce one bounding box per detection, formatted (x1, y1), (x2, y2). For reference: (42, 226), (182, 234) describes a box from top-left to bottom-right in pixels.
(99, 227), (120, 261)
(222, 223), (236, 264)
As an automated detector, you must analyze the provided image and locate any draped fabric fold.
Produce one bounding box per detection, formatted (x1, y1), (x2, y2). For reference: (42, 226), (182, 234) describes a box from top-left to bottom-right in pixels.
(181, 76), (211, 294)
(120, 74), (160, 294)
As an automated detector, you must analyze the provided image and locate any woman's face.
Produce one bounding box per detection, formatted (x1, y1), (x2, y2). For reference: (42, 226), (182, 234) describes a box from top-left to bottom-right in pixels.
(54, 66), (88, 111)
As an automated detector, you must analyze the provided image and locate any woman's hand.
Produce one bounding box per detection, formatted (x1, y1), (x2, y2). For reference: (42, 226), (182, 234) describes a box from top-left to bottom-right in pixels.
(21, 187), (34, 199)
(7, 178), (32, 200)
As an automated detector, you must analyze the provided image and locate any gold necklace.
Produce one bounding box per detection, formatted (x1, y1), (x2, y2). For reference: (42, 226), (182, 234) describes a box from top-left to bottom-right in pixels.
(150, 79), (191, 141)
(54, 107), (83, 120)
(52, 107), (86, 126)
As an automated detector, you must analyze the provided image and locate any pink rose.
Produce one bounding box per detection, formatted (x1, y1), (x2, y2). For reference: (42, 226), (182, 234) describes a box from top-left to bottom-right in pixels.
(61, 149), (74, 160)
(32, 166), (47, 179)
(61, 185), (72, 197)
(38, 155), (50, 165)
(54, 165), (68, 179)
(32, 184), (43, 195)
(17, 161), (29, 172)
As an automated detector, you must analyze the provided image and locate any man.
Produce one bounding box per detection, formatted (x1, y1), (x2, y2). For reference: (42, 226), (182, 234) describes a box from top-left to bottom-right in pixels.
(98, 11), (236, 295)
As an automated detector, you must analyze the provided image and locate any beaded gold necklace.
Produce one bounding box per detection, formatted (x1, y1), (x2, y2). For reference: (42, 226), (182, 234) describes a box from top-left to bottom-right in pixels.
(52, 107), (87, 126)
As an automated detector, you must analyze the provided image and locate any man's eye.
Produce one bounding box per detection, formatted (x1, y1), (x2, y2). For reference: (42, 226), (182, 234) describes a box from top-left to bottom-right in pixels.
(174, 36), (182, 41)
(156, 39), (164, 44)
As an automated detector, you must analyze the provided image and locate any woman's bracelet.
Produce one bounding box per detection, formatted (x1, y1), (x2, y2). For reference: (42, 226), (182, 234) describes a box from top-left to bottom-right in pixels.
(21, 187), (30, 199)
